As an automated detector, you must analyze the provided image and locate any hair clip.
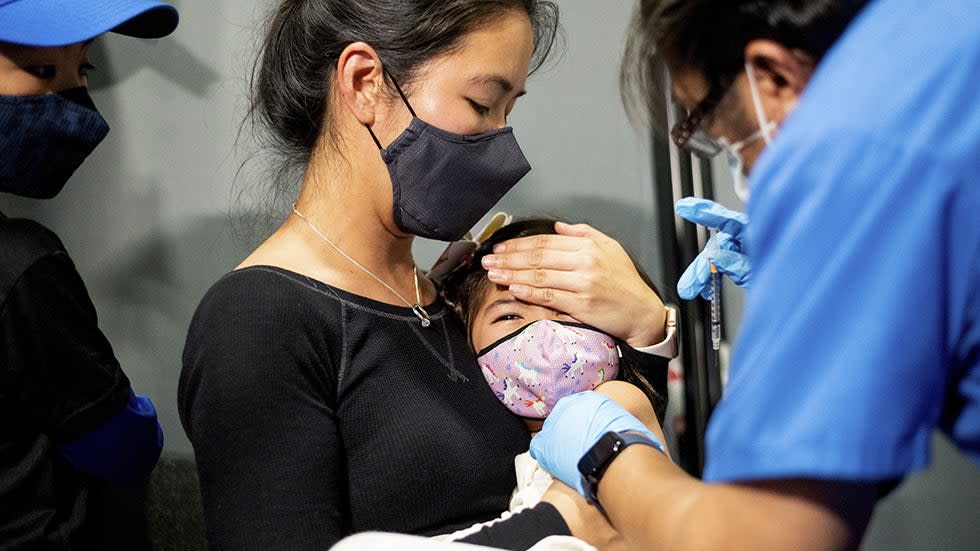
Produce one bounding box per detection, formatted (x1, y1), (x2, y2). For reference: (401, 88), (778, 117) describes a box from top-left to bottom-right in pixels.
(426, 212), (512, 283)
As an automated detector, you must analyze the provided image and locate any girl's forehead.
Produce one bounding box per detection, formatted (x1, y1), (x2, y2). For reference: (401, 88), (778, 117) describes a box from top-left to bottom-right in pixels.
(477, 286), (562, 321)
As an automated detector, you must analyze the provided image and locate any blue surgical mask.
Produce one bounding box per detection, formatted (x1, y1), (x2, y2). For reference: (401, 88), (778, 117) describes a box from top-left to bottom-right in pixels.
(719, 62), (776, 202)
(366, 74), (531, 242)
(0, 87), (110, 199)
(718, 124), (772, 202)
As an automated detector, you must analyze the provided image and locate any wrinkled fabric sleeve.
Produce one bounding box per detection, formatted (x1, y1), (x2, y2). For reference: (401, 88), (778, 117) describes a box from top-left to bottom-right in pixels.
(179, 278), (344, 551)
(457, 502), (570, 549)
(2, 252), (133, 442)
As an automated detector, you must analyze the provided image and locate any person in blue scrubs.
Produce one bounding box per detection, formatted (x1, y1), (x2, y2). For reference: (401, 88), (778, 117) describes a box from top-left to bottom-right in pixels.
(0, 1), (178, 548)
(522, 0), (979, 549)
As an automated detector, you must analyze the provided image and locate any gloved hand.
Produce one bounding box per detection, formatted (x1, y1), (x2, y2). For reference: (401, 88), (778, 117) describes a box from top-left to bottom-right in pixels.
(529, 391), (661, 497)
(675, 197), (751, 300)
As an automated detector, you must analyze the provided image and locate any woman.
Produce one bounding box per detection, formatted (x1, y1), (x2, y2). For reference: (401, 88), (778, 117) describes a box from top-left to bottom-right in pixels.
(0, 1), (178, 548)
(178, 2), (671, 549)
(527, 1), (979, 551)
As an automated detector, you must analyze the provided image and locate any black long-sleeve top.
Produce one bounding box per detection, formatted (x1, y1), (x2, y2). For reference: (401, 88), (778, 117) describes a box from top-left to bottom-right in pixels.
(178, 266), (569, 550)
(0, 215), (137, 549)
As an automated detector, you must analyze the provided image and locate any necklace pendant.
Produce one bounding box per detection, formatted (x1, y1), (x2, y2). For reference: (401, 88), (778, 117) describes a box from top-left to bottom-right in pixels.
(412, 304), (432, 327)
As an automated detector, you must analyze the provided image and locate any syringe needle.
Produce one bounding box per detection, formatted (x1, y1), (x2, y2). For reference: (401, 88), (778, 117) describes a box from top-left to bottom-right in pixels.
(710, 262), (721, 351)
(708, 228), (722, 351)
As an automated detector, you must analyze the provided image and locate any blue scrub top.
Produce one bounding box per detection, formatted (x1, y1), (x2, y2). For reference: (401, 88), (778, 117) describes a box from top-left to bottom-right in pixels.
(704, 0), (980, 483)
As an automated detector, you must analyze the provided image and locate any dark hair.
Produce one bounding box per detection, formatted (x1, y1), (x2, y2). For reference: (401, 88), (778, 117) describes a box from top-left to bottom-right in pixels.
(621, 0), (869, 129)
(248, 0), (560, 181)
(440, 217), (668, 423)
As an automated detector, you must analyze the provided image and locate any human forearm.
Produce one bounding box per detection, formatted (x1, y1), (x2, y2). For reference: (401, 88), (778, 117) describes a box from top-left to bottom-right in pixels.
(540, 480), (626, 550)
(598, 445), (710, 551)
(621, 290), (668, 348)
(530, 390), (879, 551)
(597, 446), (876, 551)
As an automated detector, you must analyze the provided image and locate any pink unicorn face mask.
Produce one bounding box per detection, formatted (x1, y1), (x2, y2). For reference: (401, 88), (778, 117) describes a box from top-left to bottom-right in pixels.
(476, 320), (621, 418)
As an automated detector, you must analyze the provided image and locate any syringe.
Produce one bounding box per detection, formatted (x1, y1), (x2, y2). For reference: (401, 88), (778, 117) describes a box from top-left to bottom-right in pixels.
(707, 228), (722, 351)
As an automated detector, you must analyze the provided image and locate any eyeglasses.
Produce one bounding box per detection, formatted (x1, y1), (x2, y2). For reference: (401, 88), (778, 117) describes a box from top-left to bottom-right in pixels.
(670, 82), (730, 159)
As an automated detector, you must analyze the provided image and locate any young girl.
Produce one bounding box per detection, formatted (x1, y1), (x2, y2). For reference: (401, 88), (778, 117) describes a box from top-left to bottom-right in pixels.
(436, 218), (676, 545)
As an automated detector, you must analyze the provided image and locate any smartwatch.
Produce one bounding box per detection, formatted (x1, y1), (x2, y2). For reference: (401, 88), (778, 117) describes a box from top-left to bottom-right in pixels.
(578, 431), (664, 507)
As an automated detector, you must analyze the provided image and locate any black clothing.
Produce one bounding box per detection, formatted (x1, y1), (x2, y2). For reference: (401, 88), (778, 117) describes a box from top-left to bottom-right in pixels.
(179, 266), (571, 551)
(620, 344), (670, 424)
(0, 214), (133, 550)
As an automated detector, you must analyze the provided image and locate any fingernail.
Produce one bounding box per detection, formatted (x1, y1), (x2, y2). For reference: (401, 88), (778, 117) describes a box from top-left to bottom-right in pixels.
(509, 284), (528, 296)
(493, 244), (505, 253)
(487, 269), (507, 282)
(481, 255), (496, 268)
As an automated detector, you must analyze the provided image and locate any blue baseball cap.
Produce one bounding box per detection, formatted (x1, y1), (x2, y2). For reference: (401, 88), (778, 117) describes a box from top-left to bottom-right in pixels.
(0, 0), (178, 47)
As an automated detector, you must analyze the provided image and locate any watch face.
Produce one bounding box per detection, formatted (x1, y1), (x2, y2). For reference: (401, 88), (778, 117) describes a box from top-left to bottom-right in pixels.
(579, 431), (661, 506)
(578, 431), (621, 477)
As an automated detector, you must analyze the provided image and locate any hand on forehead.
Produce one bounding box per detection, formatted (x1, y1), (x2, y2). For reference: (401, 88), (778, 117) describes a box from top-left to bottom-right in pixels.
(480, 221), (667, 349)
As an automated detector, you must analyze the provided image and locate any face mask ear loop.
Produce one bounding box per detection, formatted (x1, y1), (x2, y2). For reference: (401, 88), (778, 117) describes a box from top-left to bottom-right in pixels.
(366, 125), (385, 150)
(384, 69), (417, 118)
(365, 66), (420, 150)
(745, 61), (773, 145)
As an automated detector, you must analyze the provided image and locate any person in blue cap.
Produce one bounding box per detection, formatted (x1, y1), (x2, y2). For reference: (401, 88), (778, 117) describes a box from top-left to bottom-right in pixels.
(504, 0), (979, 549)
(0, 1), (178, 548)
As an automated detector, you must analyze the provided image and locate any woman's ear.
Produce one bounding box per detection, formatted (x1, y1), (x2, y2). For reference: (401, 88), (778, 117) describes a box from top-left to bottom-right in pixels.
(336, 41), (384, 126)
(744, 39), (816, 119)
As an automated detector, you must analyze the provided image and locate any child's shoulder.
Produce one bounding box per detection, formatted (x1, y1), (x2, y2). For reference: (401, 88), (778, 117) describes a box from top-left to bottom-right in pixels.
(593, 381), (670, 456)
(594, 380), (650, 412)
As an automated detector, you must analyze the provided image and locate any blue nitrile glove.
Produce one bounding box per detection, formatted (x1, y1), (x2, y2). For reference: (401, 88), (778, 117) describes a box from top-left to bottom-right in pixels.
(529, 391), (661, 497)
(675, 197), (751, 300)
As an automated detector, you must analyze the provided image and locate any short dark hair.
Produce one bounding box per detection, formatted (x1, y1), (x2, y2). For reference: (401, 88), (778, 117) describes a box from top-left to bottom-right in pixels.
(441, 218), (557, 331)
(248, 0), (559, 179)
(440, 217), (668, 422)
(621, 0), (869, 128)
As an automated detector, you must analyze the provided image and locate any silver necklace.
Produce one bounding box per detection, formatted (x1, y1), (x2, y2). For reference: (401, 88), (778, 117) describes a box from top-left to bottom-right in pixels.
(291, 204), (431, 327)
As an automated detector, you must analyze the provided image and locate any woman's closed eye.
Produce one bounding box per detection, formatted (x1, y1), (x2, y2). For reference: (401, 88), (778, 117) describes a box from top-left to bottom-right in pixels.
(467, 98), (491, 116)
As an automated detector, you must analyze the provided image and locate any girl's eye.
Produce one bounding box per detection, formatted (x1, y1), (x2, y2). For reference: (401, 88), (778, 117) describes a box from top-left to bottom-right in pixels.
(80, 63), (96, 77)
(467, 99), (491, 116)
(492, 313), (522, 323)
(25, 65), (57, 79)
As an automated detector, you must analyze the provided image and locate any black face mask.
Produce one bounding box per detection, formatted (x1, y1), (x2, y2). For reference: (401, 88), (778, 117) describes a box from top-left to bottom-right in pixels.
(367, 75), (531, 242)
(0, 87), (110, 199)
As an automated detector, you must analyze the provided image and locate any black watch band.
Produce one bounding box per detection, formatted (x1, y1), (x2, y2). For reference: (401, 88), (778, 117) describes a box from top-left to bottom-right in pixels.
(578, 431), (664, 507)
